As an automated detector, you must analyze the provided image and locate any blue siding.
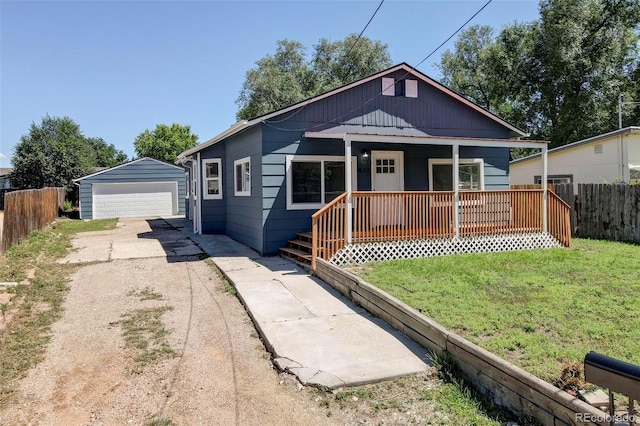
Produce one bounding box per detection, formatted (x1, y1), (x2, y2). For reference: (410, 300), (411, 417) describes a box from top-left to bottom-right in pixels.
(224, 126), (263, 252)
(199, 143), (226, 234)
(77, 158), (185, 220)
(261, 122), (345, 254)
(271, 70), (511, 140)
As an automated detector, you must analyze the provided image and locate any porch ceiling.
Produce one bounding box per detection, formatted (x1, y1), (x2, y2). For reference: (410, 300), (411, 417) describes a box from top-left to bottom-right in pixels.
(304, 131), (548, 150)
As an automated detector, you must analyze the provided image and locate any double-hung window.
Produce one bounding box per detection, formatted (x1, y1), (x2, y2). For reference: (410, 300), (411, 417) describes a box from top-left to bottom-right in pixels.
(203, 159), (222, 199)
(286, 155), (356, 210)
(234, 157), (251, 196)
(428, 159), (484, 191)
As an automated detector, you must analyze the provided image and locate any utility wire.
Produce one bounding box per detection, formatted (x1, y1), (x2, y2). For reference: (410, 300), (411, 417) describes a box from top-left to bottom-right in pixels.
(265, 0), (385, 125)
(342, 0), (386, 79)
(265, 0), (494, 132)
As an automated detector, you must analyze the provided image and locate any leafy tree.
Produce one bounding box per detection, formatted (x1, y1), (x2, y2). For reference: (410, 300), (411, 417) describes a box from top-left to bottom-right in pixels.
(236, 35), (392, 120)
(310, 34), (392, 93)
(11, 115), (95, 189)
(439, 0), (640, 152)
(88, 137), (129, 167)
(133, 123), (198, 163)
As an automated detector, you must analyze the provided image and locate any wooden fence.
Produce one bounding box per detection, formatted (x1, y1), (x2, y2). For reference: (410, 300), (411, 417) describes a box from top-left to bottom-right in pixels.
(1, 188), (65, 252)
(574, 184), (640, 242)
(518, 183), (640, 243)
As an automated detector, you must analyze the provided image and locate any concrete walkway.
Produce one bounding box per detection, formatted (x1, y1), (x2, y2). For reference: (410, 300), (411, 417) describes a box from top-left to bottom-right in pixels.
(178, 220), (429, 388)
(63, 217), (430, 389)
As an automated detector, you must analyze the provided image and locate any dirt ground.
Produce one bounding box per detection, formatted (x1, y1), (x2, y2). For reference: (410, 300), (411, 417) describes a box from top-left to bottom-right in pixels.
(0, 237), (446, 425)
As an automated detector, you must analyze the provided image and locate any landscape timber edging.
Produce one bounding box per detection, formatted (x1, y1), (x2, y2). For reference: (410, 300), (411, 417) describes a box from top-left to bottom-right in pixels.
(314, 258), (609, 426)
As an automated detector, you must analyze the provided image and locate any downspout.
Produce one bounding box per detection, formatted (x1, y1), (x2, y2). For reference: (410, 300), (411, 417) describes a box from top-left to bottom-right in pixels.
(622, 133), (629, 183)
(345, 137), (353, 244)
(453, 144), (460, 238)
(542, 144), (548, 232)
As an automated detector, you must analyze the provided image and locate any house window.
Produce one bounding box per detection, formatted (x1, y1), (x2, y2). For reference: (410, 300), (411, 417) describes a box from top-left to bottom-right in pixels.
(428, 159), (484, 191)
(234, 157), (251, 196)
(375, 158), (395, 174)
(185, 171), (190, 198)
(203, 159), (222, 199)
(286, 155), (357, 210)
(534, 174), (573, 185)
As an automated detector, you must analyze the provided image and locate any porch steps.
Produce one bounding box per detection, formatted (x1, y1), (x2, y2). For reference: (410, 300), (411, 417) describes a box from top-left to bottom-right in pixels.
(278, 232), (312, 264)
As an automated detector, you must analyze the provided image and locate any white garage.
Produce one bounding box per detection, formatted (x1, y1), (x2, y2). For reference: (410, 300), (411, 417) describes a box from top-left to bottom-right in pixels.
(74, 157), (186, 220)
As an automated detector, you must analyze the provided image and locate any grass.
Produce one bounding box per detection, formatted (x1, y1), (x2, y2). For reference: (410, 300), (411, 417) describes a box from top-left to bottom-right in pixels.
(354, 238), (640, 384)
(122, 288), (176, 372)
(0, 218), (117, 406)
(312, 367), (509, 425)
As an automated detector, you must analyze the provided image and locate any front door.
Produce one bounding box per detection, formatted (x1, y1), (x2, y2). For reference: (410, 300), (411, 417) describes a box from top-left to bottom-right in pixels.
(371, 151), (404, 191)
(371, 151), (404, 226)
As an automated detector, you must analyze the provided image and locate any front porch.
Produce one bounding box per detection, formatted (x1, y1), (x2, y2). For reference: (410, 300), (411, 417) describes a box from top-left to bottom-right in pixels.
(310, 189), (571, 268)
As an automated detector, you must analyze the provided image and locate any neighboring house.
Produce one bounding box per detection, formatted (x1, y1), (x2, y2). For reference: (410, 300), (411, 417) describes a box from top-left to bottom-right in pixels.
(74, 157), (185, 220)
(178, 63), (568, 262)
(0, 168), (13, 189)
(510, 127), (640, 191)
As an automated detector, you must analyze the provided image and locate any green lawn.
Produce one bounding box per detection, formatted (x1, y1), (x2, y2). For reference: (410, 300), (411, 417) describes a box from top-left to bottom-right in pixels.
(354, 239), (640, 384)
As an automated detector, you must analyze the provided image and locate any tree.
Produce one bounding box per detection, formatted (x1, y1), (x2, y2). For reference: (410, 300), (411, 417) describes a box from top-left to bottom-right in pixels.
(236, 35), (392, 120)
(11, 115), (95, 189)
(439, 0), (640, 151)
(133, 123), (198, 163)
(88, 137), (129, 168)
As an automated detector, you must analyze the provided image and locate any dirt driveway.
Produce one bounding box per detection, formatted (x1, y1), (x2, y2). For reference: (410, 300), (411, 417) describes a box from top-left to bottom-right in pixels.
(0, 218), (366, 425)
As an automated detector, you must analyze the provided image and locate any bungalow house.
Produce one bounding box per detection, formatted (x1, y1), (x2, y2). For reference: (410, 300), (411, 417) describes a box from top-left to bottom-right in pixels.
(178, 63), (570, 266)
(510, 126), (640, 191)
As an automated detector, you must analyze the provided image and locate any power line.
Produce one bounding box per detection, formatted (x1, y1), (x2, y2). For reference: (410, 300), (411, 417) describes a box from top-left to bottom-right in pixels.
(265, 0), (385, 125)
(413, 0), (493, 69)
(265, 0), (493, 131)
(342, 0), (386, 77)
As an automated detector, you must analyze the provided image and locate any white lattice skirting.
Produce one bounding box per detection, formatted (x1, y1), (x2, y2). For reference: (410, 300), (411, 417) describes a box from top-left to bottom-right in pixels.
(329, 232), (561, 266)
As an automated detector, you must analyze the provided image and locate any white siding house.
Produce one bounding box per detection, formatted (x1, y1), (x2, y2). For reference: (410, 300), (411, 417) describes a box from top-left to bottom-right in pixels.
(510, 127), (640, 190)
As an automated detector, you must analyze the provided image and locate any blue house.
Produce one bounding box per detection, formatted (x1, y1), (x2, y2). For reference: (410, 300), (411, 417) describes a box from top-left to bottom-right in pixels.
(178, 63), (568, 264)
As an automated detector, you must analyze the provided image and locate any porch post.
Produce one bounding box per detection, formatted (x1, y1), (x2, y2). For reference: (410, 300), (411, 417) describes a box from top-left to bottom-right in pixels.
(453, 144), (460, 238)
(542, 144), (548, 232)
(345, 138), (353, 244)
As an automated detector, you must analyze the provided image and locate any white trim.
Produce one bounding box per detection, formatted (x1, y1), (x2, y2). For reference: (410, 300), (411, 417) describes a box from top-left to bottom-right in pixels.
(371, 150), (404, 191)
(428, 158), (485, 191)
(194, 153), (201, 234)
(306, 131), (545, 149)
(202, 158), (223, 200)
(285, 155), (357, 210)
(234, 156), (251, 196)
(184, 171), (190, 199)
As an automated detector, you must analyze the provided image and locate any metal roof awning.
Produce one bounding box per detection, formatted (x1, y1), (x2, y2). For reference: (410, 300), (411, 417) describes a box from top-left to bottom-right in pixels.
(304, 131), (548, 149)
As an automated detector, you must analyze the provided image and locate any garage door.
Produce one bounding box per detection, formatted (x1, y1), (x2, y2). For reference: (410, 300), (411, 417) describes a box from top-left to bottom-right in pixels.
(92, 182), (177, 219)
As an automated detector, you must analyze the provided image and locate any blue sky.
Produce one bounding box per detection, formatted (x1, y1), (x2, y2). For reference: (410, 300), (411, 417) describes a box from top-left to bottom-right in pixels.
(0, 0), (541, 168)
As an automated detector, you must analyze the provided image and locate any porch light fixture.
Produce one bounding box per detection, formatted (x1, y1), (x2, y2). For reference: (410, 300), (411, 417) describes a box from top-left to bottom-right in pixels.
(361, 149), (369, 159)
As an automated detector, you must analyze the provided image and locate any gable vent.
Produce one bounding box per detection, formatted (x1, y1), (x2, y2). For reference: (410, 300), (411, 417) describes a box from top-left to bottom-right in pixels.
(382, 77), (395, 96)
(405, 79), (418, 98)
(594, 144), (603, 154)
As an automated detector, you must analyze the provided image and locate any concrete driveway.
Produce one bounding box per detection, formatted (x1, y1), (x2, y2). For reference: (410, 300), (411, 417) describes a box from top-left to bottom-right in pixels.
(60, 217), (429, 389)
